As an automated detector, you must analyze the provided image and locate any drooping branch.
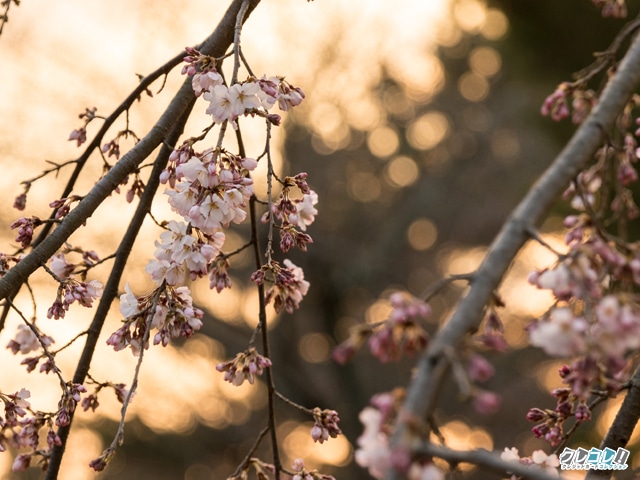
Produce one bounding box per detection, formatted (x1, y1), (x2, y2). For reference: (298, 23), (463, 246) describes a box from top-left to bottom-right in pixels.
(43, 94), (194, 480)
(38, 1), (262, 478)
(386, 26), (640, 480)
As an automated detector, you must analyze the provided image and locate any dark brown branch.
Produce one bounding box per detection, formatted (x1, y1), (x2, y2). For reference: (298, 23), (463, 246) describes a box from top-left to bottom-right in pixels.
(584, 366), (640, 479)
(386, 23), (640, 480)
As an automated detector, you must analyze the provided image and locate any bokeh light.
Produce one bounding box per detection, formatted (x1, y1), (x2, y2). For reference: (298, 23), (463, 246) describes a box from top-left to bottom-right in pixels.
(406, 111), (450, 150)
(407, 218), (438, 251)
(386, 156), (420, 188)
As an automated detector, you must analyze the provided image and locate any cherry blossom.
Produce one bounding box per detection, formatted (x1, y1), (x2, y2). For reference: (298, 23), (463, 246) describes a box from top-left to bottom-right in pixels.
(216, 348), (272, 386)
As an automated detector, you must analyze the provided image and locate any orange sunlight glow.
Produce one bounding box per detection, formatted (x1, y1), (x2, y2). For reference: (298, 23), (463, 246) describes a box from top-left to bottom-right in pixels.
(0, 0), (516, 477)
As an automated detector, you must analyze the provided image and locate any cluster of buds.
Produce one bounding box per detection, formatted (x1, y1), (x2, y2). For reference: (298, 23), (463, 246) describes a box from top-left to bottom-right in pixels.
(215, 347), (272, 386)
(369, 292), (430, 362)
(541, 83), (599, 125)
(46, 278), (102, 320)
(49, 195), (83, 221)
(0, 253), (21, 277)
(1, 388), (66, 472)
(81, 382), (129, 413)
(540, 83), (570, 122)
(107, 284), (203, 355)
(46, 279), (103, 320)
(55, 383), (87, 427)
(10, 216), (42, 249)
(262, 173), (317, 253)
(67, 107), (98, 148)
(208, 255), (232, 292)
(251, 259), (310, 314)
(310, 407), (342, 443)
(526, 386), (593, 447)
(333, 291), (430, 364)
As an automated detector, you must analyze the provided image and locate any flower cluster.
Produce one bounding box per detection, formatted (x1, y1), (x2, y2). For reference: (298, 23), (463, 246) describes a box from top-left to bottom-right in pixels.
(107, 284), (203, 355)
(541, 83), (598, 125)
(333, 291), (430, 364)
(310, 407), (342, 444)
(291, 458), (336, 480)
(163, 149), (256, 234)
(146, 220), (224, 286)
(500, 447), (559, 479)
(527, 79), (640, 449)
(50, 281), (100, 321)
(81, 381), (129, 413)
(6, 324), (53, 356)
(1, 387), (85, 472)
(215, 347), (272, 386)
(526, 383), (593, 447)
(46, 279), (103, 320)
(184, 46), (305, 128)
(67, 107), (97, 148)
(355, 390), (444, 479)
(263, 173), (318, 253)
(251, 259), (310, 314)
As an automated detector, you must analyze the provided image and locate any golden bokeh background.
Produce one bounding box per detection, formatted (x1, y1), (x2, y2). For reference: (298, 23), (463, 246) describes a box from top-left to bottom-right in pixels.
(2, 0), (638, 479)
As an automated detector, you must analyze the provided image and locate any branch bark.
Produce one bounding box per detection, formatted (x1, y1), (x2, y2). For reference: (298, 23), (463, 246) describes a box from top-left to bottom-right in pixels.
(386, 28), (640, 480)
(417, 443), (562, 480)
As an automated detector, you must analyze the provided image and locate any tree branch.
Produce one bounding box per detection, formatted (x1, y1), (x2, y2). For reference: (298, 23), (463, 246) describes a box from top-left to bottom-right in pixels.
(584, 365), (640, 479)
(386, 26), (640, 480)
(417, 443), (562, 480)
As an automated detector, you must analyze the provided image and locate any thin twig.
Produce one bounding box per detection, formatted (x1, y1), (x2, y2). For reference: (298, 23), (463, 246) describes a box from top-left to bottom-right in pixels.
(5, 298), (68, 391)
(232, 0), (251, 85)
(274, 391), (314, 415)
(229, 426), (270, 478)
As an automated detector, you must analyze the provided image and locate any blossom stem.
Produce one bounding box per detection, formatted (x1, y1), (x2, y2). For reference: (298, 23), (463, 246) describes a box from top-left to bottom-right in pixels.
(250, 194), (282, 477)
(232, 0), (250, 85)
(108, 284), (164, 451)
(274, 390), (314, 415)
